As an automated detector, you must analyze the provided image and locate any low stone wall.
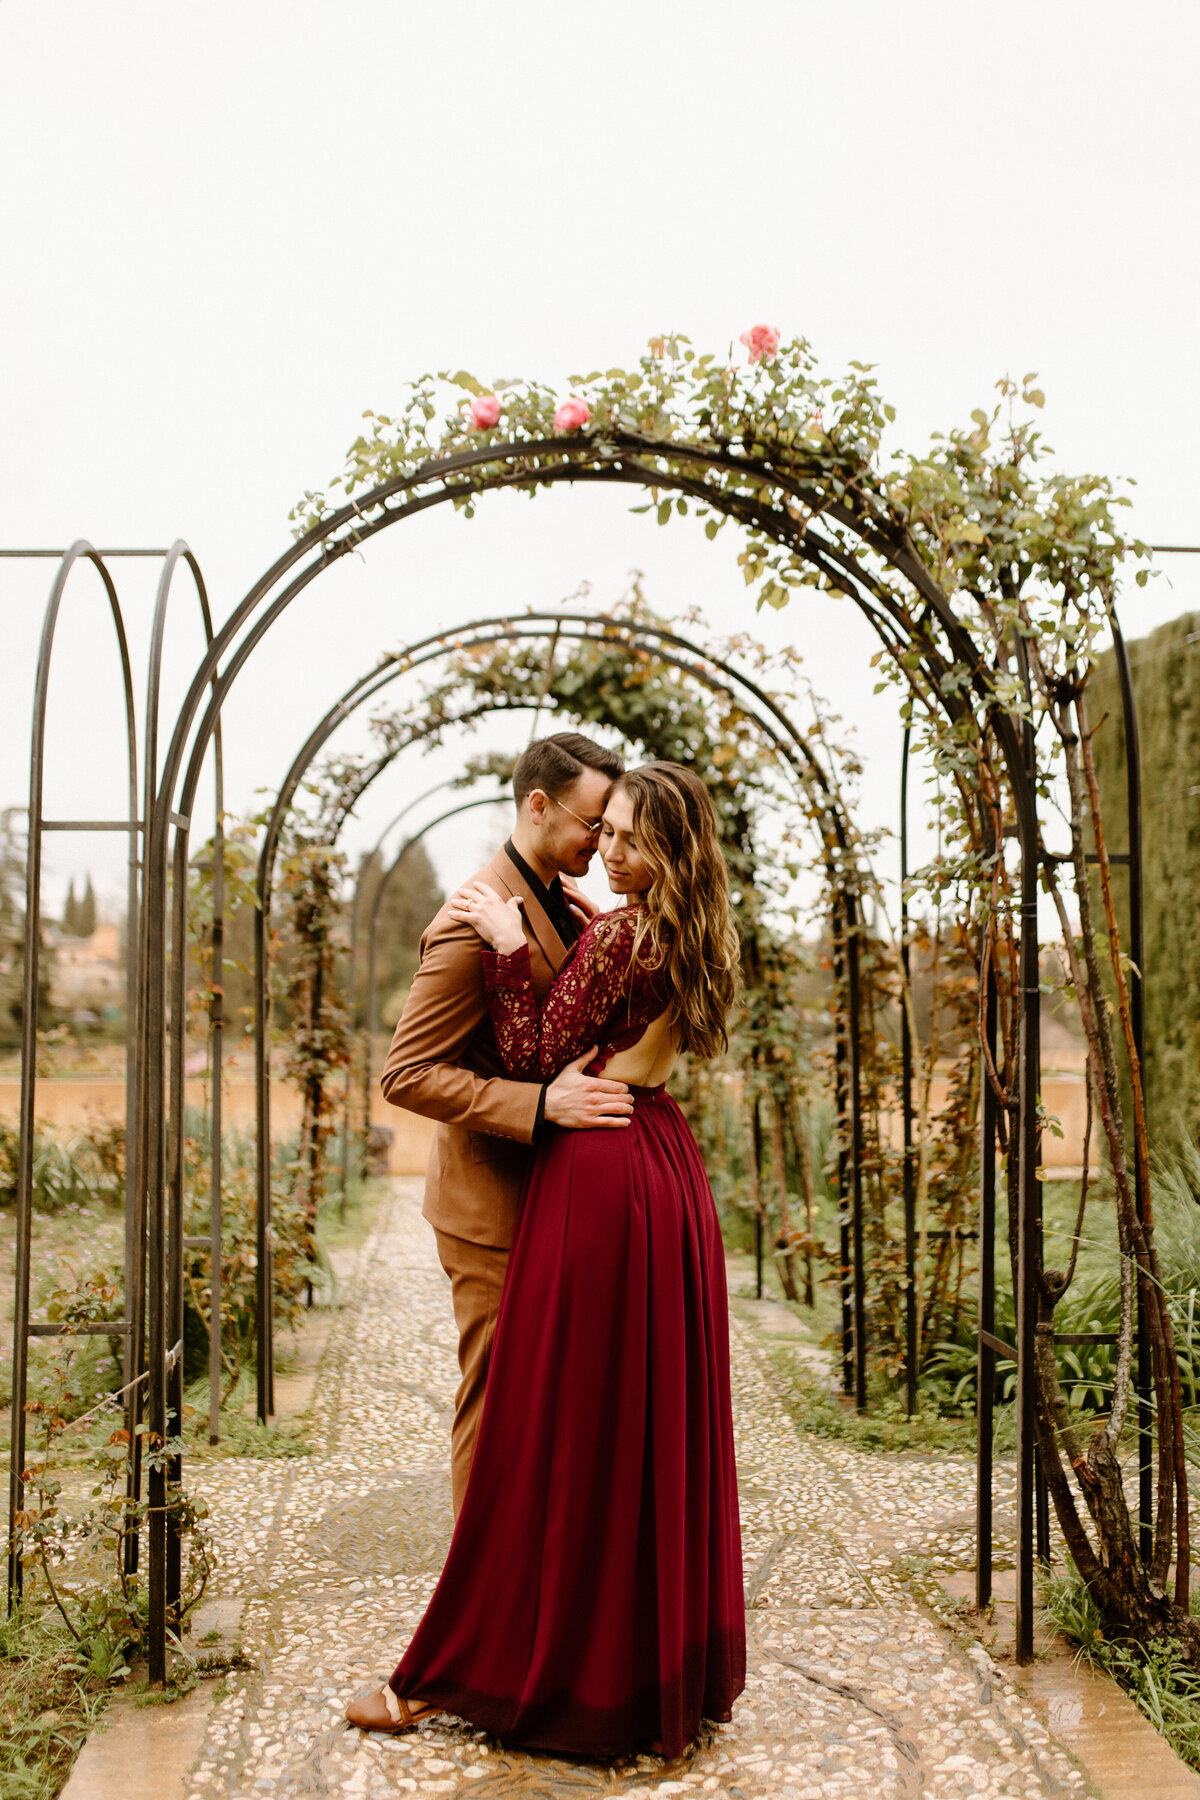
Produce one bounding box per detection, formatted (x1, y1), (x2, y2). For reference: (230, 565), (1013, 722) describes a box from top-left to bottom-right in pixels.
(0, 1070), (1096, 1175)
(0, 1080), (438, 1176)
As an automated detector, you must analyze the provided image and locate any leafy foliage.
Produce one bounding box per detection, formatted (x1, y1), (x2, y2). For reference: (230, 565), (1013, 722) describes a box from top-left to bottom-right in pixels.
(285, 327), (1195, 1648)
(0, 1116), (126, 1223)
(0, 1601), (110, 1800)
(1042, 1559), (1200, 1770)
(351, 838), (443, 1029)
(0, 807), (53, 1049)
(10, 1324), (212, 1702)
(1091, 611), (1200, 1130)
(274, 835), (351, 1237)
(180, 1121), (319, 1397)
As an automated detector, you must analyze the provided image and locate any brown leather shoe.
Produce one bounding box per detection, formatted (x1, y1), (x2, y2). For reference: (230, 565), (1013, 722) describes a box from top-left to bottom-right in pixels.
(345, 1686), (439, 1733)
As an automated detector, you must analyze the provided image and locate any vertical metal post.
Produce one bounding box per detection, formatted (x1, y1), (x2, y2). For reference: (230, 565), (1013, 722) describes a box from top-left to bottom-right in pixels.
(8, 548), (139, 1614)
(900, 728), (918, 1416)
(122, 804), (143, 1484)
(165, 828), (188, 1630)
(845, 891), (868, 1413)
(142, 798), (169, 1685)
(339, 855), (366, 1219)
(1014, 716), (1042, 1665)
(1111, 617), (1153, 1566)
(8, 787), (44, 1611)
(366, 858), (381, 1131)
(832, 903), (853, 1396)
(975, 964), (998, 1610)
(124, 998), (148, 1586)
(253, 884), (272, 1426)
(208, 798), (224, 1444)
(752, 1098), (764, 1300)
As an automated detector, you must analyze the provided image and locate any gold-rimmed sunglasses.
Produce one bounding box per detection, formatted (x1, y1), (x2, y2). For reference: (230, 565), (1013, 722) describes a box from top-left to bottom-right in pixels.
(548, 793), (605, 835)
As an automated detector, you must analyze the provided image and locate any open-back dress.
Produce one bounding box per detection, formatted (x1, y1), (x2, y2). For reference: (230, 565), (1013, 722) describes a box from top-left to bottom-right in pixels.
(388, 902), (745, 1759)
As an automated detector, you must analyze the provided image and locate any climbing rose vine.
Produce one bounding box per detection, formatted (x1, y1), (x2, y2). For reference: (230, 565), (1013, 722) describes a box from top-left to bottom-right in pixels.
(292, 330), (1187, 1660)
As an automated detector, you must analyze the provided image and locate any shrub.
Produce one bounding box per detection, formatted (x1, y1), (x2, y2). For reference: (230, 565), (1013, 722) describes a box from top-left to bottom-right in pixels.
(179, 1121), (331, 1395)
(0, 1118), (125, 1212)
(1042, 1559), (1200, 1770)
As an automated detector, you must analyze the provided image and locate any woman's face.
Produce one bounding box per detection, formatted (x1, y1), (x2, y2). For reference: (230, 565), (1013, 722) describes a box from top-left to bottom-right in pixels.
(599, 787), (653, 898)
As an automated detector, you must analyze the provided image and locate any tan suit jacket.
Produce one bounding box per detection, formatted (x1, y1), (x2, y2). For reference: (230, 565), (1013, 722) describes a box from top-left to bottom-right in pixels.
(379, 844), (573, 1249)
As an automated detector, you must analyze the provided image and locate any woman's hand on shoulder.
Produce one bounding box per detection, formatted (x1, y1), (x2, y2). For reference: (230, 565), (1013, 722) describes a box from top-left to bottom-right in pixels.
(446, 881), (527, 954)
(560, 878), (602, 929)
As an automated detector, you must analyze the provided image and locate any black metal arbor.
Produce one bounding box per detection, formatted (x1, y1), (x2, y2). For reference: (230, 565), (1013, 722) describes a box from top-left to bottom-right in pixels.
(247, 609), (877, 1426)
(5, 427), (1151, 1684)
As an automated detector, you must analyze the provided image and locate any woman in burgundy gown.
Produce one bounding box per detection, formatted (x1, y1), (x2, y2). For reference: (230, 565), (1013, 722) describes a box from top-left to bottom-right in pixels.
(347, 762), (745, 1759)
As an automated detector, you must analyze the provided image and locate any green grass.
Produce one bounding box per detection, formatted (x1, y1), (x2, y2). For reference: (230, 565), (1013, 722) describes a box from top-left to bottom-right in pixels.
(763, 1339), (979, 1455)
(727, 1249), (979, 1453)
(0, 1605), (110, 1800)
(0, 1191), (125, 1416)
(176, 1172), (391, 1462)
(0, 1158), (386, 1795)
(315, 1171), (389, 1260)
(1041, 1560), (1200, 1771)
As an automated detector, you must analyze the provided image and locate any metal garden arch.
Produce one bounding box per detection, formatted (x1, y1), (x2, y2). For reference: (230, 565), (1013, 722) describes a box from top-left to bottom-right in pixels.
(247, 609), (877, 1425)
(6, 422), (1155, 1682)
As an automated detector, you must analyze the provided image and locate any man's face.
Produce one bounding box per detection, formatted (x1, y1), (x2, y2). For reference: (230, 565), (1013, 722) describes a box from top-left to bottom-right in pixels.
(539, 769), (615, 877)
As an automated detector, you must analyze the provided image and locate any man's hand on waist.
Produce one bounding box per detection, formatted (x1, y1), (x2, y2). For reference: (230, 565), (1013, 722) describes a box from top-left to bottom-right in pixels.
(544, 1047), (633, 1130)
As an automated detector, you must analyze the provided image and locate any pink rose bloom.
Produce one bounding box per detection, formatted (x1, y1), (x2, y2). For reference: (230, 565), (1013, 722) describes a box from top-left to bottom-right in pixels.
(740, 324), (781, 365)
(470, 394), (501, 430)
(554, 396), (591, 432)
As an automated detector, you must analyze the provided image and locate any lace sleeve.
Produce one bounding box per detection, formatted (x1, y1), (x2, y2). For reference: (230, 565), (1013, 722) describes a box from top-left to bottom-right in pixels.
(481, 910), (659, 1080)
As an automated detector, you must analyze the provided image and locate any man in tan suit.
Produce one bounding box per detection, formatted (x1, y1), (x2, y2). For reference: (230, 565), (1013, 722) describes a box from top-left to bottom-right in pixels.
(380, 733), (633, 1513)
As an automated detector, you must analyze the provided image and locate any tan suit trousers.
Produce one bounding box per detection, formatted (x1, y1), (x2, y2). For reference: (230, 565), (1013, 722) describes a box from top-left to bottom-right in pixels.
(434, 1228), (510, 1516)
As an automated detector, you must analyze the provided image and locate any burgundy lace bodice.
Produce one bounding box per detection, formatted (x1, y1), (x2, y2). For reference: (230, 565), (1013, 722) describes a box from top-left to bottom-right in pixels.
(481, 905), (667, 1079)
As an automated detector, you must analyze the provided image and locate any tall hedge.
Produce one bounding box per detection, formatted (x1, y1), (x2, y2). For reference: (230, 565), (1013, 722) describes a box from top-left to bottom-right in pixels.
(1092, 610), (1200, 1134)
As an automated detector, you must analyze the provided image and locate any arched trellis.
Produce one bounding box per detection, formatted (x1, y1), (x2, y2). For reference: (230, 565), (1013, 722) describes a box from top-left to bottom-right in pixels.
(338, 776), (484, 1207)
(7, 546), (140, 1609)
(5, 541), (226, 1617)
(251, 784), (508, 1419)
(80, 439), (1059, 1683)
(247, 611), (876, 1425)
(5, 425), (1159, 1679)
(359, 793), (511, 1129)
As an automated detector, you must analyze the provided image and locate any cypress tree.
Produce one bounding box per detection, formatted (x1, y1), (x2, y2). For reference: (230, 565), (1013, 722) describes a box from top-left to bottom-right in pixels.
(78, 875), (96, 938)
(63, 878), (78, 935)
(1092, 609), (1200, 1132)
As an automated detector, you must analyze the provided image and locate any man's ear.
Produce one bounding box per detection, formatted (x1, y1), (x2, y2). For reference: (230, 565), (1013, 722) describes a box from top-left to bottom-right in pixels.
(526, 788), (550, 826)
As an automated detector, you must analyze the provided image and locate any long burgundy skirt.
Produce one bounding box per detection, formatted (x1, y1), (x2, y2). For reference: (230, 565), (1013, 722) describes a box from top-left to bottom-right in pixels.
(390, 1083), (745, 1759)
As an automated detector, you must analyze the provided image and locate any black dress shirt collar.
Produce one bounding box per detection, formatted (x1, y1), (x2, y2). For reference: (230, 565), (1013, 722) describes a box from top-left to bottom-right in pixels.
(504, 838), (580, 945)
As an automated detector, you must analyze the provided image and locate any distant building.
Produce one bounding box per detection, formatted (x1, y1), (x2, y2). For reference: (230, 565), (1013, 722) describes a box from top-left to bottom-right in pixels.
(49, 921), (123, 1022)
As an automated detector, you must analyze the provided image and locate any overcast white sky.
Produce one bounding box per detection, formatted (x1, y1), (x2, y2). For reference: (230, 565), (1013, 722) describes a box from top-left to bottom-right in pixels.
(2, 1), (1198, 920)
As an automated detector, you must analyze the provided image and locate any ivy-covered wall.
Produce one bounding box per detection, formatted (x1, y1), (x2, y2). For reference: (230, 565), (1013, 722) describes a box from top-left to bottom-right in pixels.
(1092, 610), (1200, 1134)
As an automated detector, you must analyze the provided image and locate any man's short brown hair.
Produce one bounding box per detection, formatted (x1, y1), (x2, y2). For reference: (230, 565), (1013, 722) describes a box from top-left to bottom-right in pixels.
(512, 733), (624, 807)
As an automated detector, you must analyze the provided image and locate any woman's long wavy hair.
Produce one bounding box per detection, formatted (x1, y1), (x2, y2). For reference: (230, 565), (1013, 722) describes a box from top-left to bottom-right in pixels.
(615, 761), (740, 1060)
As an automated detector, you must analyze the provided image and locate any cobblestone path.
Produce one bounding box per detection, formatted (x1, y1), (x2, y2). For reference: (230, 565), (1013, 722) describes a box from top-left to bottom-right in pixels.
(183, 1180), (1087, 1799)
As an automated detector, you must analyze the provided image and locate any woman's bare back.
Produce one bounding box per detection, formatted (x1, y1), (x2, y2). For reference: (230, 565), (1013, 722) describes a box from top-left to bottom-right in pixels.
(595, 1010), (677, 1087)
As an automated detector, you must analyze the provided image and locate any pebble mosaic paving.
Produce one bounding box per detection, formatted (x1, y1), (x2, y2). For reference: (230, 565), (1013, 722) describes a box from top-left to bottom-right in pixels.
(180, 1179), (1089, 1798)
